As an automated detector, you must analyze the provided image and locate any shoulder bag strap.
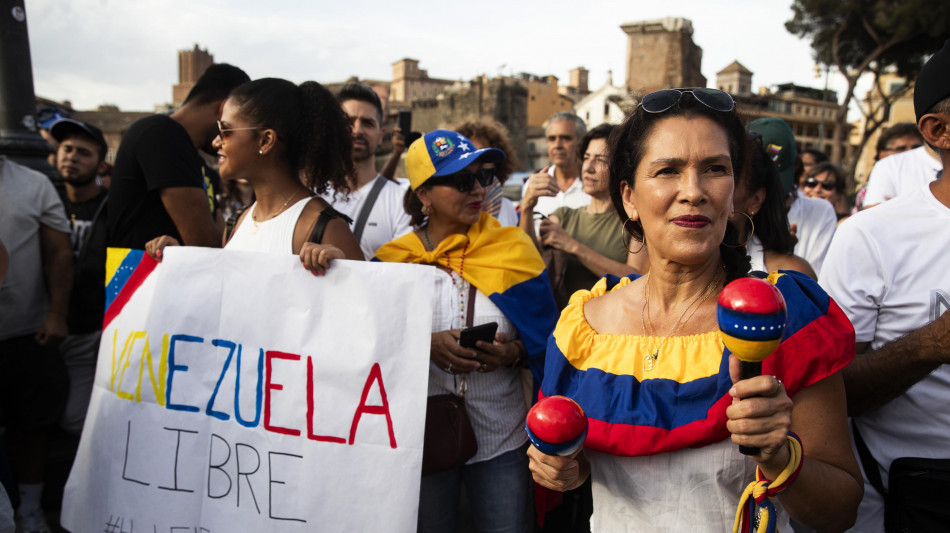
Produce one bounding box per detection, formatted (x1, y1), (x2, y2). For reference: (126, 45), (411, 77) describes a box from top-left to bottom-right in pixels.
(466, 284), (477, 328)
(352, 176), (387, 242)
(852, 419), (887, 496)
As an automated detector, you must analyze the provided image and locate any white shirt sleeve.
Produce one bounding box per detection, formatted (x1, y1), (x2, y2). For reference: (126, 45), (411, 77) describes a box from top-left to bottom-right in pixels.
(495, 197), (518, 227)
(789, 193), (837, 276)
(818, 218), (883, 344)
(863, 157), (898, 207)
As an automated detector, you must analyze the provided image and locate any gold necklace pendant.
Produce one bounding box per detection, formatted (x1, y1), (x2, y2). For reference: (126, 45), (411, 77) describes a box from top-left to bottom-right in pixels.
(251, 220), (260, 234)
(640, 266), (725, 373)
(643, 350), (658, 371)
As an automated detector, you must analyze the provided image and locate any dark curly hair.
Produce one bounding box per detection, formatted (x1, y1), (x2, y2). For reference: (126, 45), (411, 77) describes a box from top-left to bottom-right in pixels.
(608, 91), (751, 281)
(454, 120), (518, 184)
(228, 78), (353, 195)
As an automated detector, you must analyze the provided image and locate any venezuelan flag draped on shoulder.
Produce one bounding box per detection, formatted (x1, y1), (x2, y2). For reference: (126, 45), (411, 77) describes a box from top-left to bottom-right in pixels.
(540, 270), (854, 457)
(375, 212), (558, 377)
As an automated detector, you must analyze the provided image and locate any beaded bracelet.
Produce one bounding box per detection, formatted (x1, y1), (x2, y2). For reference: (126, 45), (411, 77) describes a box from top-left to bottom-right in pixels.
(733, 432), (804, 533)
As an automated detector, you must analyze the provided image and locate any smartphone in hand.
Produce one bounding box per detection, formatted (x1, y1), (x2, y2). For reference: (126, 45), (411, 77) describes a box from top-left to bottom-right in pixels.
(458, 322), (498, 348)
(398, 110), (412, 134)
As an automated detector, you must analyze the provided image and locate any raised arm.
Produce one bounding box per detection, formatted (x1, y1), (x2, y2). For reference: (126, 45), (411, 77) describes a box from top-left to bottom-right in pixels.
(518, 168), (556, 241)
(380, 127), (406, 181)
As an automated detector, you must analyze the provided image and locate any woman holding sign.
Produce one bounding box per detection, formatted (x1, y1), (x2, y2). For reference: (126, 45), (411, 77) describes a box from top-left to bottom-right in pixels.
(146, 77), (363, 270)
(375, 130), (558, 533)
(526, 89), (863, 532)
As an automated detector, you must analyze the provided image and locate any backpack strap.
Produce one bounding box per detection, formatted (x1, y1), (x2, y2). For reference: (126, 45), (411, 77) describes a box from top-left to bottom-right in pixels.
(309, 205), (353, 244)
(352, 176), (387, 242)
(224, 206), (248, 244)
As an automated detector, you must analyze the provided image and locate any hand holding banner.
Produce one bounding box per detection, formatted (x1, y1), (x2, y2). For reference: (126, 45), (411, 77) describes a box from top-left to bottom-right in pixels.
(62, 247), (434, 533)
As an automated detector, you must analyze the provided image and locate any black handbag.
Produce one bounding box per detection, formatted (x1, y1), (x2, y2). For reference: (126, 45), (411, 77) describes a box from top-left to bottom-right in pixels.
(421, 386), (477, 476)
(421, 285), (480, 476)
(853, 421), (950, 532)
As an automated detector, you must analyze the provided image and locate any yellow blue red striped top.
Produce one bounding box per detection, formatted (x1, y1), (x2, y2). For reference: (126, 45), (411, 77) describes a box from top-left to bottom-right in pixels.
(540, 270), (855, 456)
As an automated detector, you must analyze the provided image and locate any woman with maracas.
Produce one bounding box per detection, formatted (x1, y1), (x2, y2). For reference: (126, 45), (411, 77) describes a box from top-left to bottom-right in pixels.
(527, 89), (863, 532)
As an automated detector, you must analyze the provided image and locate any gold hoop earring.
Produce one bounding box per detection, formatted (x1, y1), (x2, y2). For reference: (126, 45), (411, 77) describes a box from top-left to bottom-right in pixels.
(723, 212), (754, 248)
(621, 218), (645, 254)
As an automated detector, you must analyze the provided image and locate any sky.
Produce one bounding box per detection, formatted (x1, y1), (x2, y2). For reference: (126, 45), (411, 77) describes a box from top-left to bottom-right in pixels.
(26, 0), (855, 113)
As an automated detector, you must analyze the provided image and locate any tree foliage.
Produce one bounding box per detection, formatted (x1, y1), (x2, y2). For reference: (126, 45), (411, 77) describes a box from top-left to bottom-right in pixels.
(786, 0), (950, 170)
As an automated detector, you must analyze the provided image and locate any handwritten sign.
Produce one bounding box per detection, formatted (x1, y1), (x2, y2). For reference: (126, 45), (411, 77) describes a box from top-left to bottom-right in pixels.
(61, 247), (434, 533)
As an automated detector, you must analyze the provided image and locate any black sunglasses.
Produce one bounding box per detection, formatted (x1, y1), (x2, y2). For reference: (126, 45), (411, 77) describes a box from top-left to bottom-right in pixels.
(426, 168), (495, 193)
(639, 88), (736, 114)
(803, 177), (836, 191)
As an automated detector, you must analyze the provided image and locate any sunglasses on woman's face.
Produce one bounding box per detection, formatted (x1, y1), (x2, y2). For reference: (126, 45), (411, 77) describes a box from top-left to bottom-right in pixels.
(217, 120), (263, 140)
(426, 168), (495, 193)
(639, 88), (736, 114)
(803, 177), (836, 191)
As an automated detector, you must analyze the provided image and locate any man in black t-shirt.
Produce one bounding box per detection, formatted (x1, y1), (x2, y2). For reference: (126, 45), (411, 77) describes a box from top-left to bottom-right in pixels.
(50, 118), (111, 435)
(107, 63), (249, 249)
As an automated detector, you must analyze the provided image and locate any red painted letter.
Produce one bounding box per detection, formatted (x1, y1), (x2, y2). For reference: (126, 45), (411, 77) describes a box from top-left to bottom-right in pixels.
(349, 363), (397, 448)
(264, 350), (301, 437)
(307, 356), (345, 443)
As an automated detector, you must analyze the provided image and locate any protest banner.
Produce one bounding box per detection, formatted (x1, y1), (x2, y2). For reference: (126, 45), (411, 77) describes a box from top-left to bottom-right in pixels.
(61, 247), (434, 533)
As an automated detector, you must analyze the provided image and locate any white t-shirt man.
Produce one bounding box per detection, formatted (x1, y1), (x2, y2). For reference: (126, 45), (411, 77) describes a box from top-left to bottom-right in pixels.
(786, 189), (837, 276)
(863, 146), (942, 206)
(321, 176), (412, 260)
(522, 165), (590, 233)
(819, 183), (950, 532)
(523, 165), (591, 218)
(0, 156), (71, 340)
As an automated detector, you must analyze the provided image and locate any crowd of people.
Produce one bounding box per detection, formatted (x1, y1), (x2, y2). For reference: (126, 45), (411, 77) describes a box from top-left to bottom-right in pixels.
(0, 37), (948, 533)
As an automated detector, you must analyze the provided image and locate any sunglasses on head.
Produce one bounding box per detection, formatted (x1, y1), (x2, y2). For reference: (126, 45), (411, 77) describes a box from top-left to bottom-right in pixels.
(639, 88), (736, 114)
(426, 168), (495, 193)
(803, 177), (836, 191)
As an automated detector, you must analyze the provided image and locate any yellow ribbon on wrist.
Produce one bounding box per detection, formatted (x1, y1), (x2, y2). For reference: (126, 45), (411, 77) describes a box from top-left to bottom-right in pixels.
(733, 433), (804, 533)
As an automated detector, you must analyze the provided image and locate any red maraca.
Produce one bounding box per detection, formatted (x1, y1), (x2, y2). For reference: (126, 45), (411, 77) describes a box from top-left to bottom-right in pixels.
(525, 395), (588, 456)
(716, 277), (787, 455)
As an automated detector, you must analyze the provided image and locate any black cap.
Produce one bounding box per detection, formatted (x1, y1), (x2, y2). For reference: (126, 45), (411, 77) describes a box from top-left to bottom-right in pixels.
(914, 38), (950, 123)
(49, 118), (108, 154)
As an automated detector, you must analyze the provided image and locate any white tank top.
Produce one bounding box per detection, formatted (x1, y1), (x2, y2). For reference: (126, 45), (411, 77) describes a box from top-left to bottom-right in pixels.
(225, 197), (312, 254)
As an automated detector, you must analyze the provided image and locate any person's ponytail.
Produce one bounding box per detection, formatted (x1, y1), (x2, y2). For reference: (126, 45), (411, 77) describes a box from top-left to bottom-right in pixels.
(297, 81), (353, 195)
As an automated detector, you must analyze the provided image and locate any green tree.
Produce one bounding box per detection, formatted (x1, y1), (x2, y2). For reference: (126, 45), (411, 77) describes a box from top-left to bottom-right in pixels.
(786, 0), (950, 170)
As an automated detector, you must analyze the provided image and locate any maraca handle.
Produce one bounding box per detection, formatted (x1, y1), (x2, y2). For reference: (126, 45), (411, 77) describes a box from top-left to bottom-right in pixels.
(739, 361), (761, 381)
(738, 361), (762, 456)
